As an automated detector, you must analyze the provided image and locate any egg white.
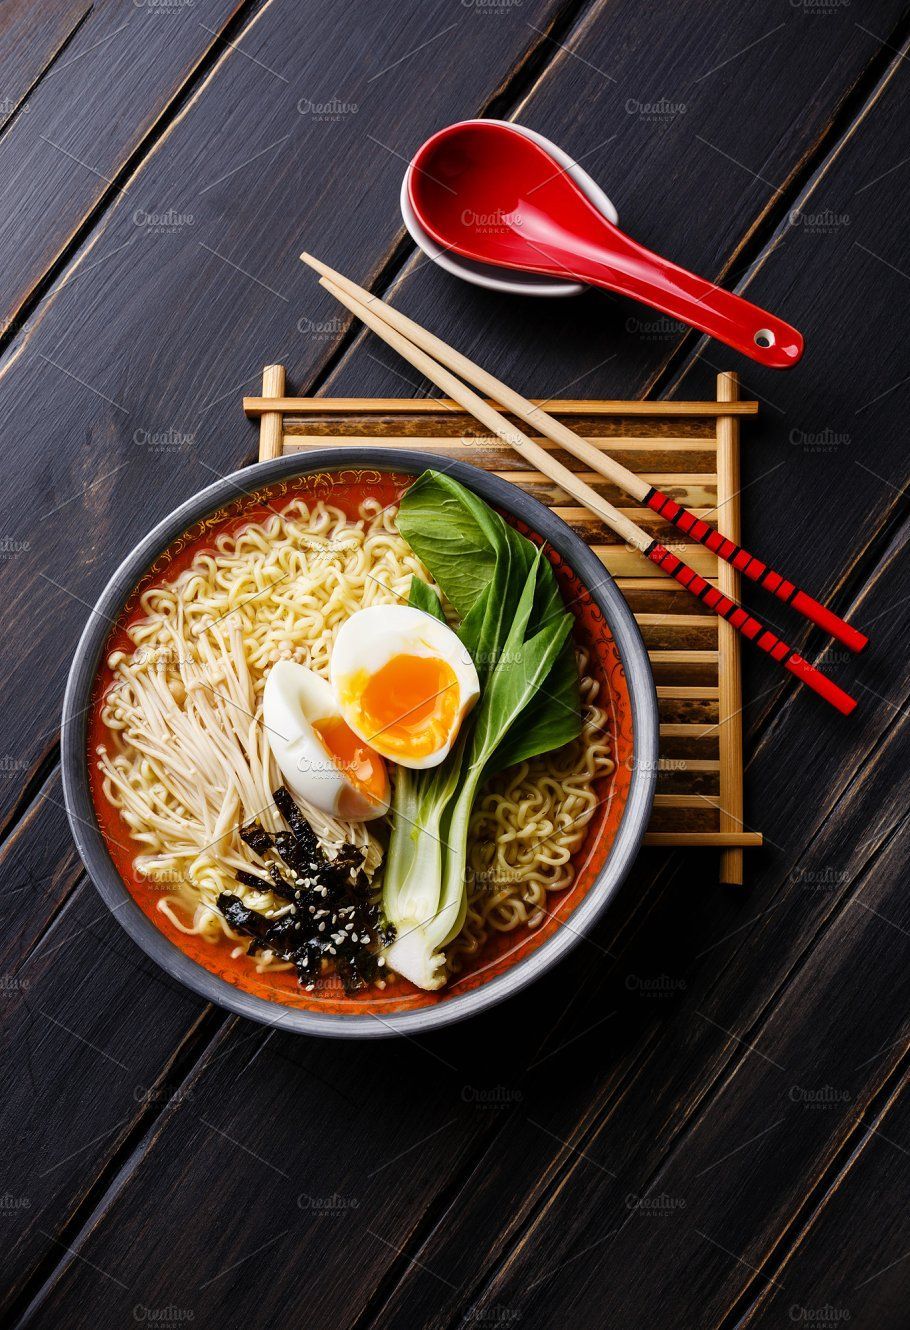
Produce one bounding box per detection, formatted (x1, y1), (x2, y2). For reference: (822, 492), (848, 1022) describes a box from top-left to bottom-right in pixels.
(263, 660), (389, 821)
(329, 604), (480, 770)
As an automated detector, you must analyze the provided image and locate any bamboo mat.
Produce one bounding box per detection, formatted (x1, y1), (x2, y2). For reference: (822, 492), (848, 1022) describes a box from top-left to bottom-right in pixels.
(244, 368), (761, 882)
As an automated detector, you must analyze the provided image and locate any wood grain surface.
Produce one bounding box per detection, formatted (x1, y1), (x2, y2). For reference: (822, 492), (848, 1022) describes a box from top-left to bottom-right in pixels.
(1, 1), (909, 1326)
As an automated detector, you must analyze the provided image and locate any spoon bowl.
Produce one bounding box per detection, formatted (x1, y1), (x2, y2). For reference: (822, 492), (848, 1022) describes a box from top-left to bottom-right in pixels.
(400, 119), (618, 298)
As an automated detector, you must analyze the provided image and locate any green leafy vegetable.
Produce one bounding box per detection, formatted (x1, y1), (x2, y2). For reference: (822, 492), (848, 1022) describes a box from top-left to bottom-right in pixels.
(397, 473), (503, 618)
(407, 575), (446, 622)
(383, 472), (583, 990)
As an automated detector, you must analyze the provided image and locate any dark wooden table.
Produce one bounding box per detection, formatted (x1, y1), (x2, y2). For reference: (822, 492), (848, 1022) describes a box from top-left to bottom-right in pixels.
(2, 2), (908, 1325)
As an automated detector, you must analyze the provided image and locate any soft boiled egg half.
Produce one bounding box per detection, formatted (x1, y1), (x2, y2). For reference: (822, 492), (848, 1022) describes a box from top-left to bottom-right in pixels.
(263, 661), (390, 821)
(330, 605), (481, 770)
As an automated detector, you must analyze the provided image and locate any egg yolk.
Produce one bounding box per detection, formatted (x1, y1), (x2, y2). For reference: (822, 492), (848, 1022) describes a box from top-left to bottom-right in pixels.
(312, 714), (387, 807)
(353, 653), (459, 759)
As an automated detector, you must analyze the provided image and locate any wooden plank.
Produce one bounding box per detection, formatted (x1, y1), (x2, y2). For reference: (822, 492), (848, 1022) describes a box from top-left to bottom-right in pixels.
(284, 415), (718, 441)
(0, 772), (224, 1319)
(282, 434), (719, 450)
(245, 395), (758, 416)
(741, 1070), (910, 1326)
(17, 962), (577, 1325)
(656, 686), (719, 700)
(715, 371), (745, 885)
(0, 769), (82, 974)
(257, 363), (285, 461)
(643, 831), (762, 847)
(658, 723), (720, 739)
(594, 548), (717, 575)
(637, 614), (715, 629)
(0, 0), (251, 327)
(653, 793), (724, 808)
(0, 0), (92, 126)
(0, 867), (218, 1317)
(619, 577), (718, 593)
(466, 813), (910, 1330)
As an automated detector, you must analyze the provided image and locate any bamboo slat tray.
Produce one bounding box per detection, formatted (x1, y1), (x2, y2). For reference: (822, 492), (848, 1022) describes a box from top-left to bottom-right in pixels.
(244, 367), (761, 883)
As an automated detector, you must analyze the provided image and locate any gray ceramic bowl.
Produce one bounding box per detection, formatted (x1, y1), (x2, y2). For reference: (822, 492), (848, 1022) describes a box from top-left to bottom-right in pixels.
(62, 450), (657, 1038)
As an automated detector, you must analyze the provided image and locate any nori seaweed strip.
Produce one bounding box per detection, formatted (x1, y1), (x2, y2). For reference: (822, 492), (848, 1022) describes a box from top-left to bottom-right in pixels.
(273, 785), (323, 860)
(240, 822), (273, 857)
(223, 787), (388, 995)
(330, 843), (369, 892)
(235, 869), (274, 893)
(218, 893), (272, 943)
(234, 867), (297, 903)
(332, 844), (364, 873)
(267, 864), (298, 901)
(218, 893), (314, 964)
(273, 830), (320, 880)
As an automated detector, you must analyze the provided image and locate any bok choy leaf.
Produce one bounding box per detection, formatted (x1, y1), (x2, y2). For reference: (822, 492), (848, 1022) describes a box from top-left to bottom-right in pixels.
(407, 575), (446, 623)
(382, 473), (583, 990)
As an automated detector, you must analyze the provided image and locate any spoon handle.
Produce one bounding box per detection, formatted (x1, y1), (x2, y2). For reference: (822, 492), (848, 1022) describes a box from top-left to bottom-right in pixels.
(566, 223), (803, 369)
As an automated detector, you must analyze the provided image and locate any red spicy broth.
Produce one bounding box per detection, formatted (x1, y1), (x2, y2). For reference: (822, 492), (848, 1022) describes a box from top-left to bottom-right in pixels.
(87, 468), (634, 1015)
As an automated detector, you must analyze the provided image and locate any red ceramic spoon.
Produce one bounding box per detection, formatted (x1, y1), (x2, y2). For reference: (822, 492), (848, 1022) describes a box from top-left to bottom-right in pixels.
(408, 122), (803, 369)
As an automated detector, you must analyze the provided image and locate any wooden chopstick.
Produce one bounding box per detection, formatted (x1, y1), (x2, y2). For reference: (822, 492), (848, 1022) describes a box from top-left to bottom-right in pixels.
(303, 261), (856, 714)
(300, 253), (866, 657)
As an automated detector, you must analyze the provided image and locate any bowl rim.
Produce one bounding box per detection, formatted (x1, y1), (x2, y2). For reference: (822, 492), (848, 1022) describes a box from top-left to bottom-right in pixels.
(62, 448), (657, 1038)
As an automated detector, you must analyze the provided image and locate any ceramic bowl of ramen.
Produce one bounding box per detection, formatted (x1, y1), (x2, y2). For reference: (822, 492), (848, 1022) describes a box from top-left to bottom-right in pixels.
(62, 451), (657, 1037)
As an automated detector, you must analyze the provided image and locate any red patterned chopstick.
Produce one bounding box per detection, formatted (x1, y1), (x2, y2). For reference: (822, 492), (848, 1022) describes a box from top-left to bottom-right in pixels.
(645, 542), (856, 714)
(644, 487), (867, 653)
